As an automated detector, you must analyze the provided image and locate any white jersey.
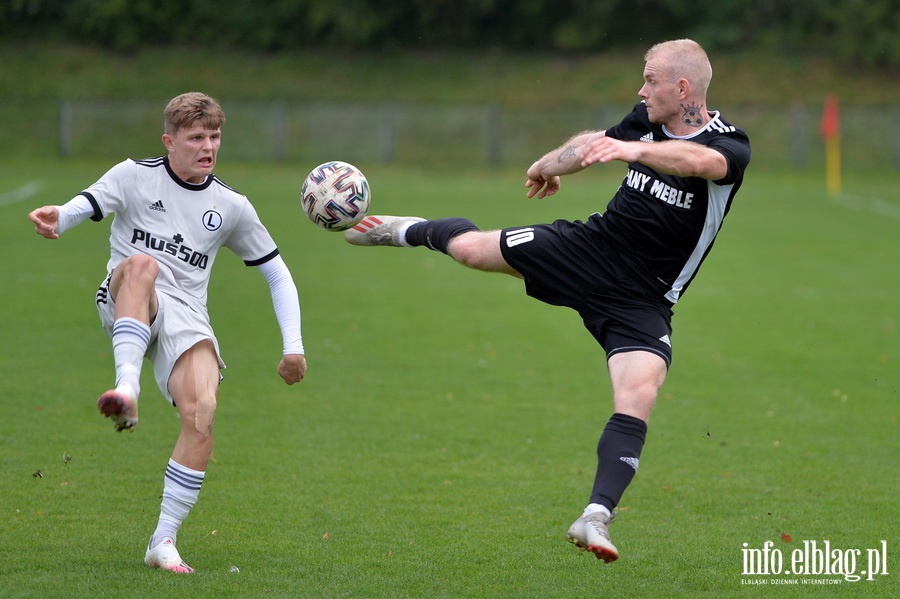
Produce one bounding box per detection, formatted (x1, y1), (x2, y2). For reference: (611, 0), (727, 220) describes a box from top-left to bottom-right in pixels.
(81, 156), (279, 314)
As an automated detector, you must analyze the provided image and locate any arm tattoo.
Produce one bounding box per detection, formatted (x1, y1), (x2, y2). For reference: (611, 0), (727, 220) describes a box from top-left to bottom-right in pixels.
(557, 144), (580, 164)
(681, 103), (704, 127)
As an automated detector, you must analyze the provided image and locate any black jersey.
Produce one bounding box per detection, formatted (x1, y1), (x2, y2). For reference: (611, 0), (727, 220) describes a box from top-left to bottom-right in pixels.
(587, 102), (751, 304)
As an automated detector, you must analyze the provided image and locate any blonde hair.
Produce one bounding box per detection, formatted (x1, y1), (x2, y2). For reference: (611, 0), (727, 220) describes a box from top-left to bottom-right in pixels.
(164, 92), (225, 134)
(645, 39), (713, 96)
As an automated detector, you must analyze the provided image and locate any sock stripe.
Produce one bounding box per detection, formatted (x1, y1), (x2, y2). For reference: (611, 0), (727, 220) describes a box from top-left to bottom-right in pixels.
(113, 318), (151, 345)
(165, 464), (205, 491)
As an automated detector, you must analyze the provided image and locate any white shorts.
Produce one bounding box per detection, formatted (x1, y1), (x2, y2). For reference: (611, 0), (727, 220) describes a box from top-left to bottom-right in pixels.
(97, 279), (225, 405)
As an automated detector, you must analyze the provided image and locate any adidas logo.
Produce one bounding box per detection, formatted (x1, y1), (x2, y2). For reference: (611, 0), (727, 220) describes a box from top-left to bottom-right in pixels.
(639, 132), (654, 143)
(149, 200), (166, 212)
(659, 334), (671, 347)
(620, 457), (640, 471)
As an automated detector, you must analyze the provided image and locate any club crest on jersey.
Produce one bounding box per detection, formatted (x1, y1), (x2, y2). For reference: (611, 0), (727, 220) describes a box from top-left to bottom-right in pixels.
(202, 210), (223, 231)
(130, 228), (210, 269)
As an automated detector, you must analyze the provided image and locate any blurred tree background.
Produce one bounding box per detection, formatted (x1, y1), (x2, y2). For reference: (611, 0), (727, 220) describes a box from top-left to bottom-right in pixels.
(2, 0), (898, 66)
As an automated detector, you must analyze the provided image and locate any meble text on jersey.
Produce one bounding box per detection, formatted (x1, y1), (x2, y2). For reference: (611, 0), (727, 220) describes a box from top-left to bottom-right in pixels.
(625, 168), (694, 209)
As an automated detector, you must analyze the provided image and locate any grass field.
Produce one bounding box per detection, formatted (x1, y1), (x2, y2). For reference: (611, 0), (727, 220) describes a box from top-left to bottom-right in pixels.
(0, 159), (897, 598)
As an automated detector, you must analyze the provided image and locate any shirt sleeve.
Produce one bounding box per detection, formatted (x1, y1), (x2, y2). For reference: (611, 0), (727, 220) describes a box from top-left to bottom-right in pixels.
(709, 132), (751, 185)
(55, 194), (96, 235)
(257, 254), (304, 355)
(226, 199), (280, 266)
(80, 159), (135, 219)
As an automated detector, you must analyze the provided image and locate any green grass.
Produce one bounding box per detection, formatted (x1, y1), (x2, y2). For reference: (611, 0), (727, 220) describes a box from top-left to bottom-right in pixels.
(0, 160), (897, 598)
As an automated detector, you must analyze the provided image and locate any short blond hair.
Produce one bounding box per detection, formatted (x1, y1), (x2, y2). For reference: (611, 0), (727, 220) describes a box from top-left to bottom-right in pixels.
(645, 39), (713, 95)
(164, 92), (225, 134)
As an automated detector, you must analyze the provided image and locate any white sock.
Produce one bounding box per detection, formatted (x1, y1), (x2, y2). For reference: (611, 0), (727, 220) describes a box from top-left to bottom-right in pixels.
(150, 459), (205, 547)
(583, 503), (611, 518)
(396, 221), (417, 247)
(112, 317), (150, 397)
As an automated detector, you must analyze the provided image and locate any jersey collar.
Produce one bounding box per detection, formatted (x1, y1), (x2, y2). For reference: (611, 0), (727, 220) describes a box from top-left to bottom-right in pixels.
(163, 156), (215, 191)
(662, 111), (721, 140)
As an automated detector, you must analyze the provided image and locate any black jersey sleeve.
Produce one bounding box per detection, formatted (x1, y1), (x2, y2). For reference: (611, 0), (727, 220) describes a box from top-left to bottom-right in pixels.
(708, 131), (751, 185)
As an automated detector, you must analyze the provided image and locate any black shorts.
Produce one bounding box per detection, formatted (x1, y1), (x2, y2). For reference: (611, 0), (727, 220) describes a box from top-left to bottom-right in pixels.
(499, 219), (674, 366)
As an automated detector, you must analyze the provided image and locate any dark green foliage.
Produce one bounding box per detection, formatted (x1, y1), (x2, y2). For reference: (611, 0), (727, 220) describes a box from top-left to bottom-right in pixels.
(2, 0), (898, 67)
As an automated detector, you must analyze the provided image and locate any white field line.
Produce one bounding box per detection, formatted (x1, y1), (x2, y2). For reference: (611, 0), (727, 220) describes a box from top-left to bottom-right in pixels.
(0, 181), (43, 207)
(833, 193), (900, 219)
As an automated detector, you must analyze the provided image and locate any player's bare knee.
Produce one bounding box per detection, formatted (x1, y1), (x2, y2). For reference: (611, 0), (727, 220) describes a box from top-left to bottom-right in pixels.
(121, 253), (159, 285)
(614, 385), (658, 420)
(170, 344), (220, 437)
(177, 391), (217, 437)
(193, 392), (217, 437)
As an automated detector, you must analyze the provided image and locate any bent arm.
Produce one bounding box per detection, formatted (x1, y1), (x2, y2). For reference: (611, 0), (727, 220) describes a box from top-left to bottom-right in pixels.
(582, 137), (728, 180)
(529, 130), (607, 179)
(525, 131), (606, 198)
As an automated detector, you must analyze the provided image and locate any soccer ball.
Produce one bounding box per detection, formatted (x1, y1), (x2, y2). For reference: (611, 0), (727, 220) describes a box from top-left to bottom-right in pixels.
(300, 161), (370, 231)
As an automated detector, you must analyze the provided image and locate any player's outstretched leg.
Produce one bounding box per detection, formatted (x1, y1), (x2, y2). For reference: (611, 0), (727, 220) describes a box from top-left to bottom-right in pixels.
(144, 537), (195, 574)
(97, 384), (139, 432)
(566, 510), (619, 563)
(344, 216), (425, 247)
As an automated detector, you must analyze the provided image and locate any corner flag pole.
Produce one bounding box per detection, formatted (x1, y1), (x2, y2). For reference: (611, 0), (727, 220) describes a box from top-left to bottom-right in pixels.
(821, 95), (841, 198)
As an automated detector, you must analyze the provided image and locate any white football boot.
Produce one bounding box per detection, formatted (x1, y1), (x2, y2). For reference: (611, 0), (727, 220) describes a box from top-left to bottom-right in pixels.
(566, 510), (619, 563)
(145, 537), (195, 574)
(344, 216), (425, 246)
(96, 385), (139, 432)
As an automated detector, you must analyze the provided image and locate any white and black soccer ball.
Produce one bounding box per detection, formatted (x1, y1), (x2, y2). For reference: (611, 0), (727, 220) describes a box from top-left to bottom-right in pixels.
(300, 161), (370, 231)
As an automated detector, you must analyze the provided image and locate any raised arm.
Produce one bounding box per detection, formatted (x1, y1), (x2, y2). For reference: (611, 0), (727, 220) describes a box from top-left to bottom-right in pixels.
(28, 195), (96, 239)
(525, 131), (606, 198)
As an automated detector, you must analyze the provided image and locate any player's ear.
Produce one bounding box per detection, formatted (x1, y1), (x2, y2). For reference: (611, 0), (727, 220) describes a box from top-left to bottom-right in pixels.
(162, 133), (174, 152)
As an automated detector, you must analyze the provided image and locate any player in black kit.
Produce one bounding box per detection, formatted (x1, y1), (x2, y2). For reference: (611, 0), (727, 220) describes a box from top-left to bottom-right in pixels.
(344, 39), (751, 563)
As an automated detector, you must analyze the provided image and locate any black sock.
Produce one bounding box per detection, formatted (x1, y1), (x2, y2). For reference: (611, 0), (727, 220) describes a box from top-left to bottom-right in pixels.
(405, 218), (479, 254)
(589, 413), (648, 511)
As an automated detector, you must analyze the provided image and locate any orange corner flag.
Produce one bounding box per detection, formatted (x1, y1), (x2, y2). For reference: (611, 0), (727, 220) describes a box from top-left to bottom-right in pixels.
(821, 95), (841, 197)
(821, 95), (840, 140)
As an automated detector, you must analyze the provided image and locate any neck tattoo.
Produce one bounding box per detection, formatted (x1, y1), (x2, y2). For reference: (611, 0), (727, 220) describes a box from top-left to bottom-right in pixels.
(681, 103), (704, 127)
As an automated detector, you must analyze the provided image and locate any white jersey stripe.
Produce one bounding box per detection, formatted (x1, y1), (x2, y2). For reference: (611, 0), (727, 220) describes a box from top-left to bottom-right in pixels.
(665, 180), (733, 303)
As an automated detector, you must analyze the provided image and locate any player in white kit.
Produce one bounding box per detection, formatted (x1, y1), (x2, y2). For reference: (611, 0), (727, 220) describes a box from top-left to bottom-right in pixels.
(28, 92), (307, 573)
